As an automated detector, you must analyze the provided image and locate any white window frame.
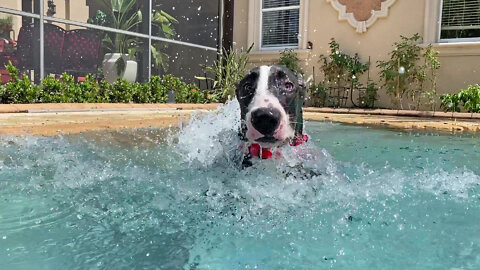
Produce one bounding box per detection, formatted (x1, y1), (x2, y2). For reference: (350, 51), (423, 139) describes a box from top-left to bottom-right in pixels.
(437, 0), (480, 43)
(259, 1), (301, 50)
(247, 0), (309, 52)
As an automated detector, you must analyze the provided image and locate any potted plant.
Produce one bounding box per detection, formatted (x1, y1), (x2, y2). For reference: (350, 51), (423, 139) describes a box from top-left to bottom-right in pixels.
(89, 0), (177, 83)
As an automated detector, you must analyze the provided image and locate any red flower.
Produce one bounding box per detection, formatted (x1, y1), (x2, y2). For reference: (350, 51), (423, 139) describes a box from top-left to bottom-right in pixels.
(192, 89), (198, 92)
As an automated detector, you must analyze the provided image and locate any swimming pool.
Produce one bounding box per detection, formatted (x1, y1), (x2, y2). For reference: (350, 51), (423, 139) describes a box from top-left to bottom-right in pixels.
(1, 103), (479, 269)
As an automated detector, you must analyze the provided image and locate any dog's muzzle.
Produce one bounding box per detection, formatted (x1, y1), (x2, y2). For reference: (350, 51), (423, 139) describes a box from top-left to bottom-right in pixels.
(250, 107), (281, 136)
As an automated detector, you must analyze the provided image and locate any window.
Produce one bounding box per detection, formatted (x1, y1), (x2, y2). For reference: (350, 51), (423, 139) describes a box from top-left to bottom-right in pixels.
(261, 0), (300, 49)
(440, 0), (480, 40)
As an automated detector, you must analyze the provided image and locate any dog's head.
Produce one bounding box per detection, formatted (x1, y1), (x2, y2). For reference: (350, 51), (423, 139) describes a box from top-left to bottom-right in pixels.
(236, 65), (306, 148)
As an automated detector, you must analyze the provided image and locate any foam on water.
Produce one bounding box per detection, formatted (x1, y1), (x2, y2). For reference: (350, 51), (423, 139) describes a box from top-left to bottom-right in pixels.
(0, 105), (480, 269)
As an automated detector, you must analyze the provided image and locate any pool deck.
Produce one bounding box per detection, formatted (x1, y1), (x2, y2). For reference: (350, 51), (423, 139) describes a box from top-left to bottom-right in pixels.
(0, 103), (479, 136)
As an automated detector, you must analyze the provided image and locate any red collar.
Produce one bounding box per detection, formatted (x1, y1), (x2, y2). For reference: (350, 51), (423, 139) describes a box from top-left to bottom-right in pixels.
(248, 134), (308, 159)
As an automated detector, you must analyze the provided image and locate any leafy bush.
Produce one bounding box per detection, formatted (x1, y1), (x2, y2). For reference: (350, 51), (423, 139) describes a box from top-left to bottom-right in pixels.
(0, 63), (41, 103)
(132, 76), (168, 104)
(441, 85), (480, 113)
(81, 74), (109, 103)
(0, 61), (210, 104)
(419, 45), (441, 110)
(440, 93), (461, 113)
(358, 81), (378, 109)
(279, 49), (303, 75)
(321, 38), (369, 88)
(161, 74), (205, 103)
(308, 83), (329, 107)
(377, 34), (440, 110)
(318, 38), (369, 107)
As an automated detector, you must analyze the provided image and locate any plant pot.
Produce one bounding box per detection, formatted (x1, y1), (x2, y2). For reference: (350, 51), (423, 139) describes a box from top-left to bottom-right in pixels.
(102, 53), (137, 83)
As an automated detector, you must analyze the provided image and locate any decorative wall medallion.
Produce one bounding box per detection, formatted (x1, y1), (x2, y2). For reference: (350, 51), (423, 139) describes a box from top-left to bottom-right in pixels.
(326, 0), (397, 33)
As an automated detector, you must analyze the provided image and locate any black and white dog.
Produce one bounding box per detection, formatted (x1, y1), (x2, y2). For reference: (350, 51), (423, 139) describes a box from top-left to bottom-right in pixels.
(236, 65), (308, 166)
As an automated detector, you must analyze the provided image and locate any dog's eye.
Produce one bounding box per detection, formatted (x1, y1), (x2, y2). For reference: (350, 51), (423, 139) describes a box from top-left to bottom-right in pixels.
(284, 82), (295, 92)
(244, 83), (253, 92)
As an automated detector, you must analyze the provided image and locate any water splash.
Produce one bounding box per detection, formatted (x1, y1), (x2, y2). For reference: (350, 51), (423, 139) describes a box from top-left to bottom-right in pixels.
(175, 100), (243, 167)
(1, 119), (480, 269)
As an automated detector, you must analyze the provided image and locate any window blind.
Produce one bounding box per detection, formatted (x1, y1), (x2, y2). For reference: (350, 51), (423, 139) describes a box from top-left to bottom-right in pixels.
(262, 0), (300, 48)
(263, 0), (300, 9)
(441, 0), (480, 39)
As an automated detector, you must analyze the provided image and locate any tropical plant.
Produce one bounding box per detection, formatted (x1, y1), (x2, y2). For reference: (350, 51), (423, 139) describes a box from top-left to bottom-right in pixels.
(278, 49), (303, 75)
(89, 0), (178, 74)
(197, 45), (253, 102)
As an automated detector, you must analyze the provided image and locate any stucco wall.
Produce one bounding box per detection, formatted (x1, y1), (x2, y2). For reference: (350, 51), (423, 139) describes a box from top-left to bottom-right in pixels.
(1, 0), (89, 33)
(233, 0), (480, 109)
(1, 0), (22, 38)
(43, 0), (90, 30)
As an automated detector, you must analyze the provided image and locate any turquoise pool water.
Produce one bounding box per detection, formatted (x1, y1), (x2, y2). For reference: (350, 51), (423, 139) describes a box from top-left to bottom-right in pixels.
(1, 105), (480, 269)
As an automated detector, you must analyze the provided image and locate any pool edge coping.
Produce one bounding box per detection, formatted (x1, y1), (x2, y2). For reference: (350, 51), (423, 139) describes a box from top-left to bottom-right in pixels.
(0, 104), (479, 135)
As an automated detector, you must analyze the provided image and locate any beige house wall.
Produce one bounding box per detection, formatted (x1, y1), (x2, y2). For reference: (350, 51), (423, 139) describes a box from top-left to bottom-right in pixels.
(1, 0), (22, 38)
(43, 0), (90, 30)
(233, 0), (480, 109)
(1, 0), (89, 34)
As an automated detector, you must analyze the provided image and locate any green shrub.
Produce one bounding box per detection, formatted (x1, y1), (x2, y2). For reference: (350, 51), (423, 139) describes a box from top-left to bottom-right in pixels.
(440, 93), (461, 113)
(279, 49), (303, 75)
(358, 81), (378, 109)
(377, 34), (440, 110)
(318, 38), (369, 107)
(441, 85), (480, 113)
(41, 74), (83, 103)
(458, 85), (480, 113)
(0, 61), (211, 104)
(80, 74), (106, 103)
(149, 76), (169, 103)
(162, 74), (206, 103)
(321, 38), (369, 87)
(0, 62), (41, 103)
(109, 79), (136, 103)
(308, 83), (329, 107)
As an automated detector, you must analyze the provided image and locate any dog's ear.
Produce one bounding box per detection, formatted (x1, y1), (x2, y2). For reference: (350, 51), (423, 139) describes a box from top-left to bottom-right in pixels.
(297, 73), (306, 88)
(297, 74), (312, 89)
(294, 73), (309, 137)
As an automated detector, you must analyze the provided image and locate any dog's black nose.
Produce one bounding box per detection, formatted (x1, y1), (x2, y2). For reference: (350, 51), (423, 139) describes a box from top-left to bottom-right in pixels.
(251, 107), (281, 136)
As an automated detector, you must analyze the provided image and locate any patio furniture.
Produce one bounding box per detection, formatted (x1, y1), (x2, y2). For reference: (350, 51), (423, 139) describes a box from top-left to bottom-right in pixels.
(0, 23), (101, 82)
(1, 23), (65, 75)
(44, 23), (66, 74)
(63, 29), (101, 79)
